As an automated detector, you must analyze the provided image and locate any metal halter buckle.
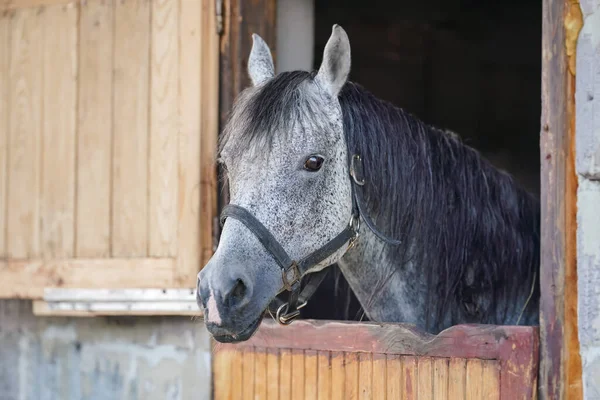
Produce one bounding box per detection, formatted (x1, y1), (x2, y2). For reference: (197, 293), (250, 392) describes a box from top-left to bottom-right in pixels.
(281, 262), (301, 292)
(275, 301), (307, 325)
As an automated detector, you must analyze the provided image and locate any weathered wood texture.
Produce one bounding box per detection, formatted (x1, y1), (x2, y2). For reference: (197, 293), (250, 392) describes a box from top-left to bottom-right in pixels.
(213, 320), (539, 399)
(540, 0), (583, 398)
(0, 0), (219, 299)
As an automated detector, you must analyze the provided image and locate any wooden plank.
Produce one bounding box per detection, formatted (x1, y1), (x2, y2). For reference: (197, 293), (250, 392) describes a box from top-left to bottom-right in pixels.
(149, 0), (178, 257)
(402, 356), (418, 400)
(358, 352), (372, 400)
(76, 0), (113, 257)
(266, 348), (280, 400)
(213, 348), (233, 400)
(0, 258), (176, 298)
(291, 349), (304, 400)
(465, 359), (483, 400)
(345, 352), (359, 400)
(112, 0), (150, 257)
(1, 0), (73, 11)
(448, 358), (466, 400)
(235, 320), (539, 361)
(317, 350), (331, 400)
(304, 350), (318, 400)
(175, 0), (202, 283)
(386, 355), (401, 399)
(41, 3), (77, 259)
(7, 6), (43, 258)
(280, 349), (292, 400)
(418, 357), (433, 400)
(540, 0), (583, 399)
(482, 360), (500, 400)
(255, 348), (268, 400)
(331, 352), (345, 400)
(372, 355), (386, 399)
(433, 358), (449, 400)
(242, 347), (255, 400)
(231, 347), (244, 400)
(198, 0), (219, 268)
(0, 12), (8, 258)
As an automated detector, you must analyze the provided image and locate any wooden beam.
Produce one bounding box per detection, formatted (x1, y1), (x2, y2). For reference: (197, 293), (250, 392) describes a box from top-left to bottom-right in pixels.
(0, 0), (74, 11)
(540, 0), (583, 398)
(0, 258), (178, 298)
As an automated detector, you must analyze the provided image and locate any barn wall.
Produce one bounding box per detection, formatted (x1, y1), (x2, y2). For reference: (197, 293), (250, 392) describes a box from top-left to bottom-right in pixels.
(0, 300), (212, 400)
(576, 0), (600, 397)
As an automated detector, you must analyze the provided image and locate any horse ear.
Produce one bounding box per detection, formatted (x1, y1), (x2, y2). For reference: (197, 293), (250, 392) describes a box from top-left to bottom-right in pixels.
(248, 33), (275, 86)
(315, 24), (351, 97)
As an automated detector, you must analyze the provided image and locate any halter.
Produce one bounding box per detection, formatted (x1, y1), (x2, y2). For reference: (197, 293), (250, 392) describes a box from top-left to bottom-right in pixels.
(219, 153), (402, 325)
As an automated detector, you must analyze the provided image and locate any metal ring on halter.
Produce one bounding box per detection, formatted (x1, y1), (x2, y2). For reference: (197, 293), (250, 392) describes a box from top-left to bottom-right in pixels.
(275, 301), (307, 325)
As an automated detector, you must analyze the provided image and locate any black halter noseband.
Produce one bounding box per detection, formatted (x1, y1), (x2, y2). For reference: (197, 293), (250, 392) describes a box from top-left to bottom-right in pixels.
(219, 153), (402, 325)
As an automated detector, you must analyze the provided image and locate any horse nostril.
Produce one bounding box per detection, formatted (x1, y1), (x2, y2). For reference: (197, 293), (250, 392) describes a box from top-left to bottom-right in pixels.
(231, 279), (247, 303)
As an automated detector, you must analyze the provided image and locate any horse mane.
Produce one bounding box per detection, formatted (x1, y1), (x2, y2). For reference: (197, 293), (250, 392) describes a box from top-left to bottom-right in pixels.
(220, 70), (540, 330)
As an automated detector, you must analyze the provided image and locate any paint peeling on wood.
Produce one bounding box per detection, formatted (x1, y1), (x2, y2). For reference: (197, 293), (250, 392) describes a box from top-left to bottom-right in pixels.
(565, 0), (583, 75)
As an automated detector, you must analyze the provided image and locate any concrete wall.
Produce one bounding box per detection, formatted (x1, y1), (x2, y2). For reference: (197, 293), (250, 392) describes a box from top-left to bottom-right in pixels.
(577, 0), (600, 398)
(0, 300), (212, 400)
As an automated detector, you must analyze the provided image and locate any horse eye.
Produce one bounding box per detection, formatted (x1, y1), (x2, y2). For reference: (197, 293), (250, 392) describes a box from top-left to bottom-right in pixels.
(304, 155), (324, 171)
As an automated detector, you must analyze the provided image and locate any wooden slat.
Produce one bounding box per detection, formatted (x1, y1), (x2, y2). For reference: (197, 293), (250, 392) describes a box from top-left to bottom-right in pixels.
(280, 349), (292, 400)
(267, 348), (280, 400)
(32, 300), (200, 317)
(465, 359), (483, 400)
(1, 0), (73, 11)
(7, 6), (43, 258)
(291, 349), (304, 400)
(433, 358), (449, 400)
(0, 12), (8, 258)
(242, 347), (255, 400)
(372, 355), (386, 399)
(112, 0), (149, 257)
(199, 0), (219, 268)
(0, 258), (176, 298)
(482, 360), (500, 400)
(331, 352), (345, 400)
(255, 348), (268, 400)
(213, 348), (233, 400)
(418, 357), (433, 400)
(305, 350), (318, 400)
(386, 355), (401, 399)
(175, 0), (202, 283)
(231, 347), (244, 399)
(317, 351), (331, 400)
(358, 352), (372, 399)
(149, 0), (178, 257)
(402, 356), (418, 400)
(76, 0), (113, 258)
(448, 358), (467, 400)
(41, 4), (77, 259)
(345, 352), (359, 399)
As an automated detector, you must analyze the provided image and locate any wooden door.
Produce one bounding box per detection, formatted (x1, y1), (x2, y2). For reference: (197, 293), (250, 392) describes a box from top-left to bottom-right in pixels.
(0, 0), (219, 299)
(213, 320), (539, 399)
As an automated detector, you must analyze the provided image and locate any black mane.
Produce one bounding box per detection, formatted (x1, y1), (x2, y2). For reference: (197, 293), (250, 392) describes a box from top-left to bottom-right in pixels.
(221, 70), (540, 330)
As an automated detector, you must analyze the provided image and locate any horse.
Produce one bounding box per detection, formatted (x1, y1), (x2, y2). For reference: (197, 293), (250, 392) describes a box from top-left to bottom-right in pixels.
(197, 24), (540, 344)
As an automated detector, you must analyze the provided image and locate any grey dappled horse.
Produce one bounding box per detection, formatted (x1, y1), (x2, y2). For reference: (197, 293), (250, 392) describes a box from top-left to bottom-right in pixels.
(197, 25), (540, 344)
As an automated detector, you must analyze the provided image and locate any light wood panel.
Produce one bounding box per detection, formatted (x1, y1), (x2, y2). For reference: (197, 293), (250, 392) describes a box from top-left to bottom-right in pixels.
(7, 6), (43, 259)
(149, 0), (178, 257)
(1, 0), (219, 302)
(76, 0), (113, 258)
(41, 4), (77, 259)
(0, 13), (8, 258)
(111, 0), (150, 257)
(212, 321), (539, 399)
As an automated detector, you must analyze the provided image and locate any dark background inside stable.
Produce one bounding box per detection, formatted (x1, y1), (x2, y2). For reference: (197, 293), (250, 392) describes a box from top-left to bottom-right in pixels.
(299, 0), (542, 321)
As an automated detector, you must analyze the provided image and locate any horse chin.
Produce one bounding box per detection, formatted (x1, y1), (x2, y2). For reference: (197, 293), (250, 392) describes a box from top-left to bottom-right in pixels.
(210, 314), (263, 344)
